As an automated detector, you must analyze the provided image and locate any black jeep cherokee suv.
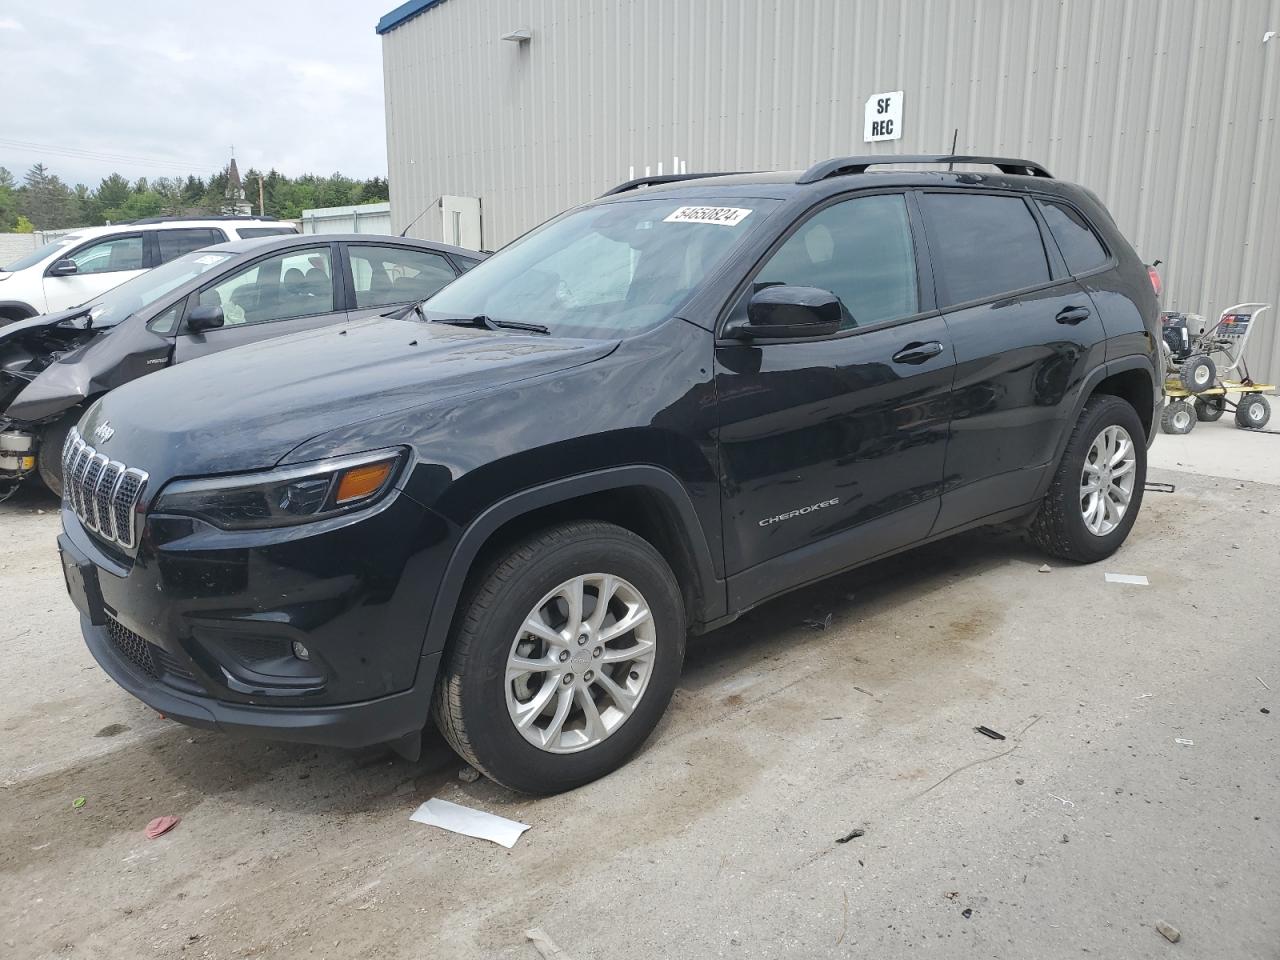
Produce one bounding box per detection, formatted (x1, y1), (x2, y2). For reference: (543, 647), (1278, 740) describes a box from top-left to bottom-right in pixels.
(59, 156), (1161, 794)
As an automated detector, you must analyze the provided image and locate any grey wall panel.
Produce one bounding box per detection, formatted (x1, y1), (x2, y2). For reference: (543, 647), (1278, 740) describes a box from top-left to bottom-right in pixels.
(383, 0), (1280, 379)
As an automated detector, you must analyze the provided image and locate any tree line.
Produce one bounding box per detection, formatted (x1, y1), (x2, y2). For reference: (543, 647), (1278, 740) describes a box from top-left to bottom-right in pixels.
(0, 163), (390, 232)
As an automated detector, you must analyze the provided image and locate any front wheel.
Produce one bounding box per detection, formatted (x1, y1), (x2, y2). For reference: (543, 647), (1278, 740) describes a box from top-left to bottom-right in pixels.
(1160, 400), (1196, 435)
(1030, 395), (1147, 563)
(36, 413), (77, 497)
(432, 521), (685, 794)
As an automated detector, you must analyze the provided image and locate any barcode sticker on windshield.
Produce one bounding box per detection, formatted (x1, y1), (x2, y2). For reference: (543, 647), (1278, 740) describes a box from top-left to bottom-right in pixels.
(663, 206), (752, 226)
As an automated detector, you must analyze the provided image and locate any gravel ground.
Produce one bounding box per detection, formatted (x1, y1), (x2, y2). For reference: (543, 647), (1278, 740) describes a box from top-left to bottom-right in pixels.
(1, 454), (1277, 959)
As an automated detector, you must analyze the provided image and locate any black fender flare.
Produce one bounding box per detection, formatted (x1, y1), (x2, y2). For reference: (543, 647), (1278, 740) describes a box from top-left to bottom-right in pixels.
(420, 465), (725, 660)
(1037, 354), (1159, 499)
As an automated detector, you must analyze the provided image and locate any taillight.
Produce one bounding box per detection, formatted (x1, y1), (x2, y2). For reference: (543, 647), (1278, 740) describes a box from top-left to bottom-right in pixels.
(1147, 265), (1163, 297)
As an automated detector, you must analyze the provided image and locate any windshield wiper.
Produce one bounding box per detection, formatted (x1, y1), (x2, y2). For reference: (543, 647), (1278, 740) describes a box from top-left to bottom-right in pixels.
(429, 315), (550, 335)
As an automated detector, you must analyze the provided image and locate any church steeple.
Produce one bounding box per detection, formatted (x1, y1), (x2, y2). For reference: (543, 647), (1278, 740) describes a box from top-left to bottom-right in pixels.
(222, 152), (251, 216)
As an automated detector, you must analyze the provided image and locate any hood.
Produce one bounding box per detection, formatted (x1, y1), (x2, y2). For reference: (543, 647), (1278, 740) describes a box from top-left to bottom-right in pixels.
(81, 316), (617, 480)
(0, 305), (96, 344)
(1, 307), (107, 421)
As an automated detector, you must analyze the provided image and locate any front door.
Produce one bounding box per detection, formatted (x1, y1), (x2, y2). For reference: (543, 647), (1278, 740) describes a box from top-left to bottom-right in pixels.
(915, 191), (1109, 533)
(715, 192), (955, 608)
(172, 245), (345, 363)
(44, 232), (147, 312)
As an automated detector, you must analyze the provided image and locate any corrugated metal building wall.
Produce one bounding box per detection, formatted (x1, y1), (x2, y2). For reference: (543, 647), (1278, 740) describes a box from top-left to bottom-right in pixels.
(382, 0), (1280, 379)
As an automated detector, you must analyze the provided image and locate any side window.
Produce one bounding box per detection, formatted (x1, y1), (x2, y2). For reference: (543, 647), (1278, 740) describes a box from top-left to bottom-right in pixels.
(236, 227), (299, 239)
(148, 301), (183, 335)
(157, 228), (224, 263)
(919, 194), (1050, 306)
(1036, 199), (1109, 275)
(65, 234), (144, 275)
(347, 245), (458, 308)
(754, 193), (918, 330)
(197, 248), (333, 326)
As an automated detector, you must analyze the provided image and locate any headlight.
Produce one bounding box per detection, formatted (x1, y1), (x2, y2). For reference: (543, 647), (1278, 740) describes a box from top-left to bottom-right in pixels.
(153, 448), (406, 530)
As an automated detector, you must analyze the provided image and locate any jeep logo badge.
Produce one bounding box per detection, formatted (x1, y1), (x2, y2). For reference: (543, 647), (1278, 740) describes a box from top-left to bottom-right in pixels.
(92, 421), (115, 444)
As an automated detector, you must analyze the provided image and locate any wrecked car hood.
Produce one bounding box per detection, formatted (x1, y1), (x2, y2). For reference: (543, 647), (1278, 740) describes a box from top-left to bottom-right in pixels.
(80, 316), (617, 481)
(1, 310), (169, 424)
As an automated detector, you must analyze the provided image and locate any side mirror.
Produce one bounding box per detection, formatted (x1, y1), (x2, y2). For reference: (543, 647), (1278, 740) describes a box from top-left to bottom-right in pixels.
(48, 259), (79, 277)
(187, 304), (225, 334)
(735, 284), (842, 339)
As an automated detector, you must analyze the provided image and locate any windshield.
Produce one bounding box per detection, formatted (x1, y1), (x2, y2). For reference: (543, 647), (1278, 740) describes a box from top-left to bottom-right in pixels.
(84, 251), (234, 328)
(2, 235), (80, 272)
(423, 197), (779, 337)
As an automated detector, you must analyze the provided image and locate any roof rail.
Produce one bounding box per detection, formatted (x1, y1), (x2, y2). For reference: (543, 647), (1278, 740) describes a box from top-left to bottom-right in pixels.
(796, 155), (1052, 184)
(600, 171), (755, 197)
(125, 215), (277, 224)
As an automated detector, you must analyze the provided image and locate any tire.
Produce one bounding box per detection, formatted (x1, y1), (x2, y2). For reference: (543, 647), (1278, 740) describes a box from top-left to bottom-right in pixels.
(1160, 400), (1196, 435)
(432, 520), (686, 794)
(1031, 394), (1147, 563)
(1179, 354), (1216, 393)
(35, 414), (77, 498)
(1194, 396), (1226, 422)
(1234, 393), (1272, 430)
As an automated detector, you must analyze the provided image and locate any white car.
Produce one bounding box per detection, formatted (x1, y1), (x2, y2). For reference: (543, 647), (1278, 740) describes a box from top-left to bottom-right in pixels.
(0, 217), (298, 326)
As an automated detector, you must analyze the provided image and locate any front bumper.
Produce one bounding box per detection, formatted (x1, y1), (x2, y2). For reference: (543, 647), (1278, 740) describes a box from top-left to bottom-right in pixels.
(80, 611), (441, 748)
(59, 482), (456, 748)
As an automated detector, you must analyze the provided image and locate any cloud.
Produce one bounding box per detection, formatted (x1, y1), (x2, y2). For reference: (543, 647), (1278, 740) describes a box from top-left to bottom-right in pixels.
(0, 18), (24, 30)
(0, 1), (387, 185)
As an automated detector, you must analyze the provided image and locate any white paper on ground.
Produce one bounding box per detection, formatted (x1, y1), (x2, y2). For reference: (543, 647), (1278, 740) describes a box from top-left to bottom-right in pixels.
(409, 798), (530, 848)
(1104, 573), (1149, 585)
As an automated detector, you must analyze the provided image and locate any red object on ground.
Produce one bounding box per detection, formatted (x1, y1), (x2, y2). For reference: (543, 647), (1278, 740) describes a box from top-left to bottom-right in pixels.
(145, 815), (180, 839)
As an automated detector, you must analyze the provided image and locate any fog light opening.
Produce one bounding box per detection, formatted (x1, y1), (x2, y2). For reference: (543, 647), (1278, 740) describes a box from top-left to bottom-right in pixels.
(291, 641), (311, 661)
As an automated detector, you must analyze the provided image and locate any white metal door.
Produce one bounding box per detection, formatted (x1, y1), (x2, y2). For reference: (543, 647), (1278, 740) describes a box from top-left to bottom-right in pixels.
(440, 195), (482, 250)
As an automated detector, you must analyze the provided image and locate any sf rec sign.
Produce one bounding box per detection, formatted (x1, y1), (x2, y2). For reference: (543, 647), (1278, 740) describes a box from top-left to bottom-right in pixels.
(864, 90), (903, 142)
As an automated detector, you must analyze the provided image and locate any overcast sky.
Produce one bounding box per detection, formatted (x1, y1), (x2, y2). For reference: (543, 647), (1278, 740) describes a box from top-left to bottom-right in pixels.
(0, 1), (389, 187)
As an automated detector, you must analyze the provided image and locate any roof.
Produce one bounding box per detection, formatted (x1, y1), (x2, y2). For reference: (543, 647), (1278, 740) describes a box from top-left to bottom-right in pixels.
(201, 232), (484, 258)
(376, 0), (448, 35)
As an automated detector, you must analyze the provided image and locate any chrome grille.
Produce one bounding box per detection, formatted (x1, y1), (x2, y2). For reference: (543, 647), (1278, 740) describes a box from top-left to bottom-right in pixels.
(62, 428), (149, 550)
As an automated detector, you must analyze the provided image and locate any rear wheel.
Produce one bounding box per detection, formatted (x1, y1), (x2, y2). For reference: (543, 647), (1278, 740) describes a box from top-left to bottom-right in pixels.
(1031, 395), (1147, 563)
(432, 521), (685, 794)
(1194, 396), (1226, 422)
(1160, 400), (1196, 435)
(1234, 393), (1271, 430)
(1179, 354), (1216, 393)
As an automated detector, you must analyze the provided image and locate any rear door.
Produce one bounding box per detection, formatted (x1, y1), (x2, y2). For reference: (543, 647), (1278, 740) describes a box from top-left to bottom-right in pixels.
(714, 191), (955, 607)
(43, 232), (148, 311)
(172, 244), (344, 362)
(341, 243), (461, 320)
(916, 190), (1108, 533)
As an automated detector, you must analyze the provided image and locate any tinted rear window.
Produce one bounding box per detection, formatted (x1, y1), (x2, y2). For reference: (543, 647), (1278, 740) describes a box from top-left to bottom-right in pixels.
(920, 193), (1050, 307)
(1037, 199), (1109, 275)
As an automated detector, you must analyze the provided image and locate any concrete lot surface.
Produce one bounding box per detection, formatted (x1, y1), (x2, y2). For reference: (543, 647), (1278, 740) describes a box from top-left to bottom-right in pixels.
(1, 448), (1277, 958)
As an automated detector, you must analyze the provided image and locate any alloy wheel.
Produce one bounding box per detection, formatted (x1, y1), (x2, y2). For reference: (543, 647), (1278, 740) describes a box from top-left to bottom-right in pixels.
(1080, 424), (1137, 536)
(505, 573), (656, 754)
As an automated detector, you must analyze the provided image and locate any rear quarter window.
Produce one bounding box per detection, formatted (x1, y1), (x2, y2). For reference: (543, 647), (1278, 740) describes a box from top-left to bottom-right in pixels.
(920, 193), (1051, 307)
(1036, 199), (1110, 275)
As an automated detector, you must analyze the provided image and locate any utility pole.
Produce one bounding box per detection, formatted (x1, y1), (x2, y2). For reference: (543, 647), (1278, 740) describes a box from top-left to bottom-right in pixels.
(258, 174), (265, 217)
